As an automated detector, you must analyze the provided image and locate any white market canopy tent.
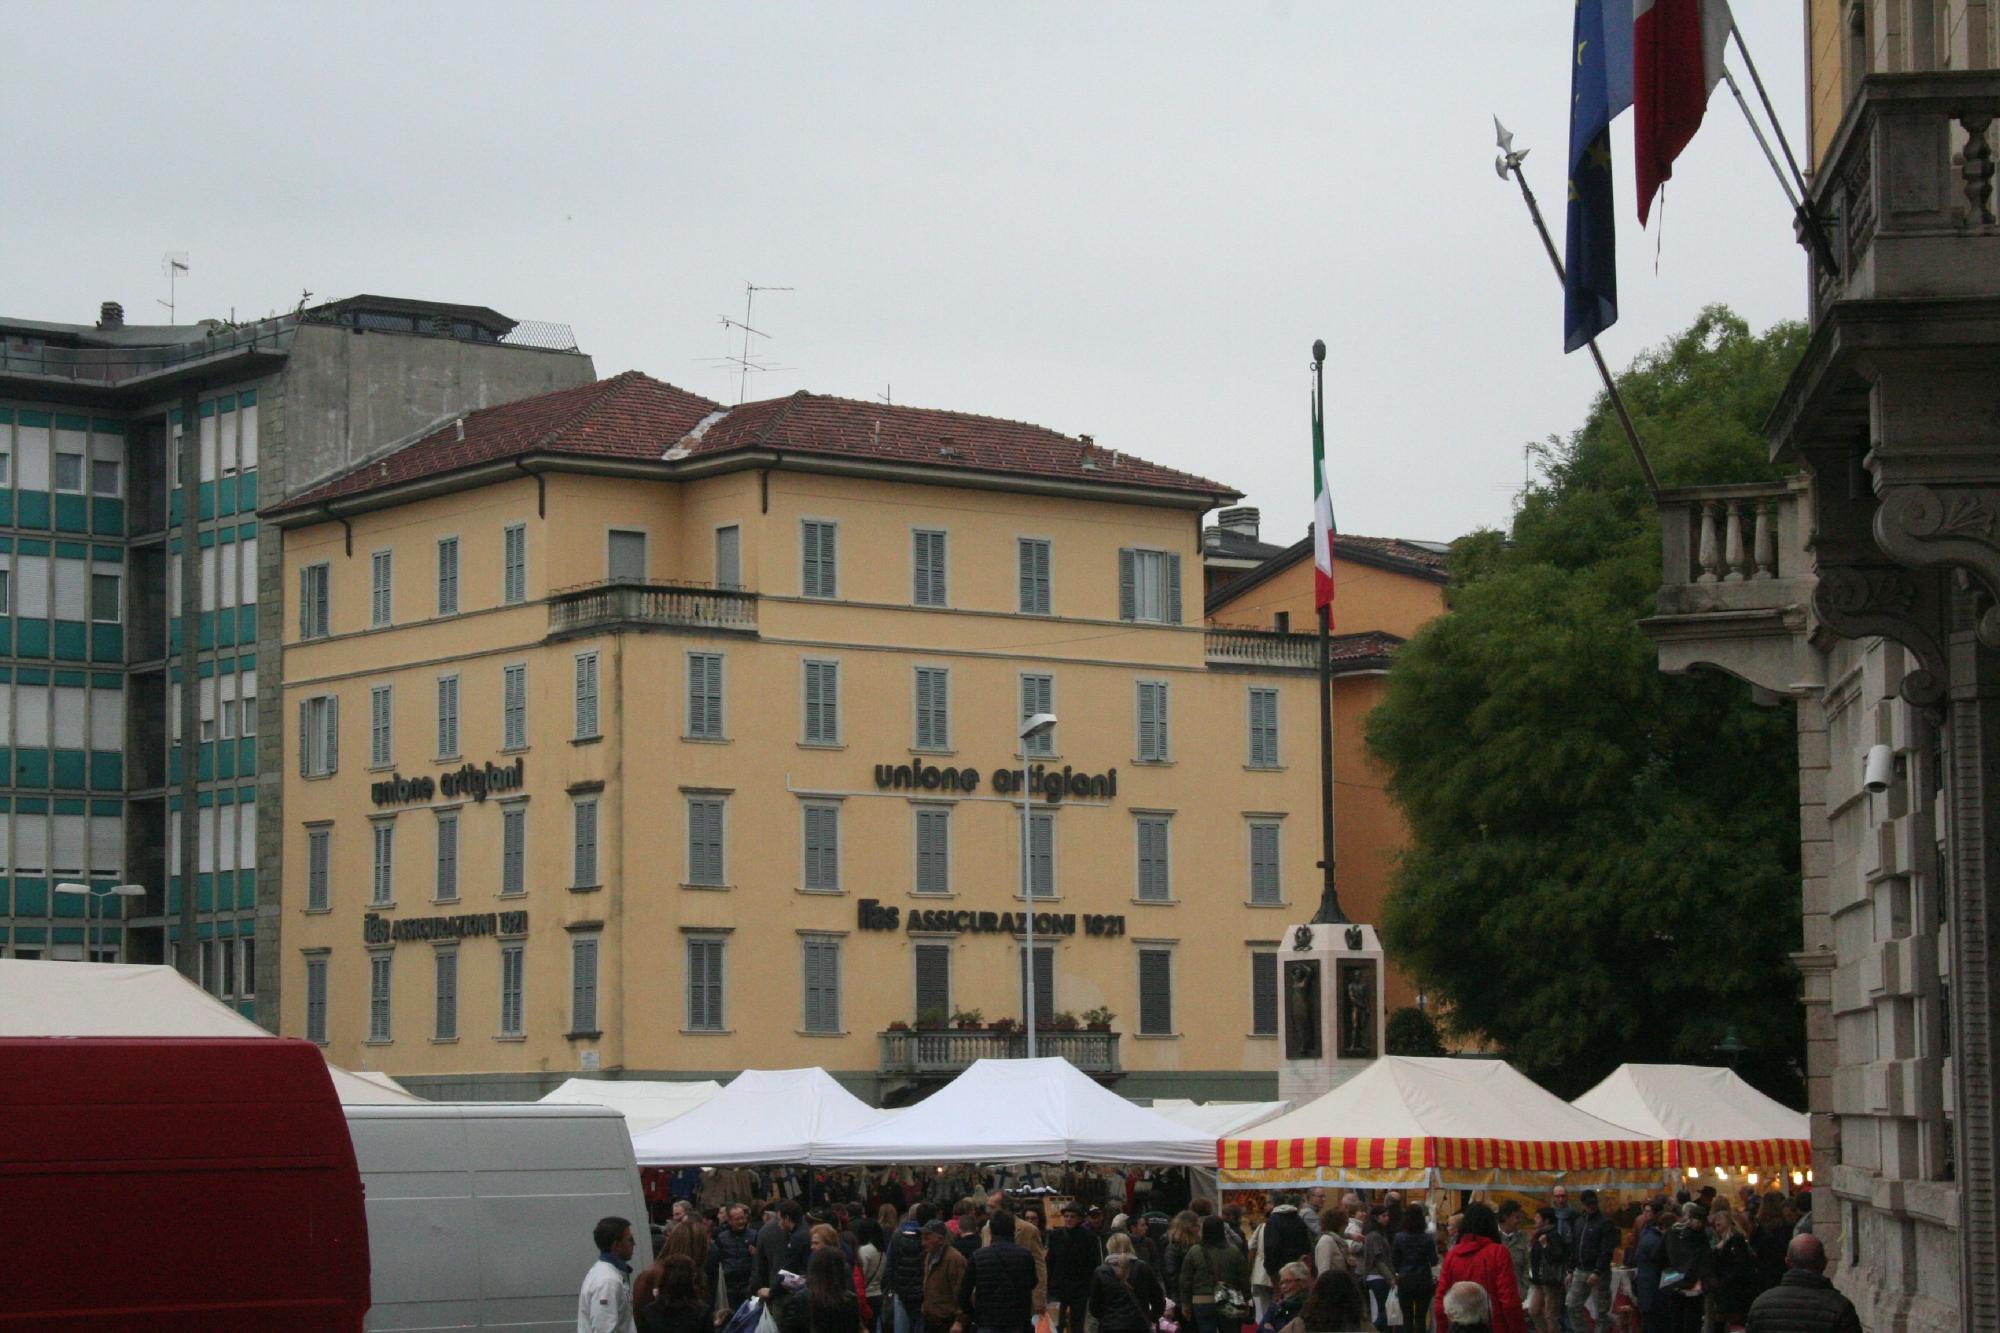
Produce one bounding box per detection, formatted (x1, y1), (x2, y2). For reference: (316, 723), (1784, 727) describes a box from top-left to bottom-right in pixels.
(0, 958), (425, 1105)
(1572, 1063), (1810, 1171)
(541, 1077), (724, 1138)
(1219, 1056), (1661, 1189)
(1147, 1099), (1292, 1138)
(631, 1068), (889, 1166)
(819, 1057), (1217, 1166)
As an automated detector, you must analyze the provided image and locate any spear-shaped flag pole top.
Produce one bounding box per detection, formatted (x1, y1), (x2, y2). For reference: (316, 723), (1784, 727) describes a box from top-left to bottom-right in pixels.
(1493, 116), (1661, 497)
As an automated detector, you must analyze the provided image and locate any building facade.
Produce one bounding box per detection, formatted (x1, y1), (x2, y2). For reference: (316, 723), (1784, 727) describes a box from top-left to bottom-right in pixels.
(0, 297), (591, 1019)
(1644, 5), (1998, 1327)
(269, 373), (1365, 1102)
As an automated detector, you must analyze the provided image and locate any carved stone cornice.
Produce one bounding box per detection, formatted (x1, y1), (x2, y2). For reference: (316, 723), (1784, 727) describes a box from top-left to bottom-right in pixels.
(1875, 485), (2000, 626)
(1812, 562), (1950, 707)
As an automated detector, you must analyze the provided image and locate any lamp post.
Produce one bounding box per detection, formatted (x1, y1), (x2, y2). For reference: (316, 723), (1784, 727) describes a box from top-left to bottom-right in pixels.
(1018, 711), (1058, 1058)
(53, 882), (147, 962)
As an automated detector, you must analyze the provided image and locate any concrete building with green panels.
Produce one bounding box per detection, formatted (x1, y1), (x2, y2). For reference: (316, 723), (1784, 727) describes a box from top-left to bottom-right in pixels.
(0, 297), (592, 1020)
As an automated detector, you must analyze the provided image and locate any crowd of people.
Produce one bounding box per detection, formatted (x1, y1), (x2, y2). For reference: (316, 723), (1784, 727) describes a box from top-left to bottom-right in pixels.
(576, 1182), (1858, 1333)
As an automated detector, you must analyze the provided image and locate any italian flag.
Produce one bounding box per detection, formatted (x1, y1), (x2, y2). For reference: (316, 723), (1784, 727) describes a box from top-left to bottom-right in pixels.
(1312, 381), (1335, 617)
(1634, 0), (1733, 224)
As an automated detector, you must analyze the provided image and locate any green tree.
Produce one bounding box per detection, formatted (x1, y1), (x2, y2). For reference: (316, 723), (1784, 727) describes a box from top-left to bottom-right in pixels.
(1365, 307), (1808, 1101)
(1385, 1005), (1447, 1057)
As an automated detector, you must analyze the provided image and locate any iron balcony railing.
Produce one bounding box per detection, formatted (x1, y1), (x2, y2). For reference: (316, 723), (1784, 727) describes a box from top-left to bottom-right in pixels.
(0, 317), (298, 386)
(547, 580), (758, 637)
(879, 1028), (1120, 1078)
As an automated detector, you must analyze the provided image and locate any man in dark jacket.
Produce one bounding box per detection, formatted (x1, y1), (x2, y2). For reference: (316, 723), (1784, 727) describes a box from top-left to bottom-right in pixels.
(1563, 1189), (1616, 1333)
(1260, 1201), (1313, 1278)
(753, 1199), (803, 1297)
(713, 1204), (758, 1311)
(1745, 1234), (1860, 1333)
(1044, 1204), (1104, 1333)
(886, 1204), (937, 1333)
(958, 1211), (1039, 1333)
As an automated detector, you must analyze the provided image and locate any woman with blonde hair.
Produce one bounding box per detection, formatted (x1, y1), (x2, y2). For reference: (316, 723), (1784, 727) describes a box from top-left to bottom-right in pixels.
(1165, 1210), (1202, 1296)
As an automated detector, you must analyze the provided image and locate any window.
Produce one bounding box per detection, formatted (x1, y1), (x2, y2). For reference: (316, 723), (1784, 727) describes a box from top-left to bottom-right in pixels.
(56, 558), (87, 620)
(436, 537), (460, 616)
(687, 797), (726, 886)
(1248, 688), (1280, 768)
(913, 667), (950, 751)
(0, 568), (10, 615)
(574, 652), (600, 739)
(686, 653), (724, 740)
(802, 659), (840, 745)
(503, 664), (527, 749)
(239, 940), (256, 999)
(435, 813), (459, 901)
(371, 551), (393, 628)
(503, 523), (528, 605)
(914, 807), (951, 895)
(219, 675), (238, 740)
(1020, 944), (1054, 1022)
(199, 678), (216, 743)
(89, 572), (120, 623)
(241, 668), (258, 737)
(714, 525), (741, 590)
(299, 695), (339, 776)
(305, 956), (329, 1043)
(369, 952), (394, 1042)
(915, 942), (951, 1018)
(1136, 816), (1172, 902)
(912, 529), (947, 607)
(499, 944), (525, 1036)
(0, 448), (11, 487)
(801, 520), (837, 599)
(1018, 538), (1051, 615)
(687, 936), (725, 1031)
(434, 950), (459, 1040)
(370, 685), (393, 767)
(17, 553), (47, 617)
(89, 687), (123, 752)
(1139, 949), (1174, 1035)
(241, 537), (258, 609)
(92, 457), (120, 497)
(307, 827), (331, 911)
(802, 803), (841, 892)
(570, 934), (600, 1034)
(300, 563), (331, 639)
(501, 804), (526, 896)
(1020, 809), (1055, 898)
(436, 674), (460, 758)
(220, 544), (239, 610)
(1251, 950), (1279, 1036)
(54, 450), (84, 492)
(1135, 681), (1170, 762)
(1249, 820), (1282, 905)
(1020, 673), (1054, 757)
(801, 936), (842, 1033)
(1118, 548), (1182, 624)
(608, 529), (648, 584)
(573, 799), (599, 888)
(372, 821), (395, 905)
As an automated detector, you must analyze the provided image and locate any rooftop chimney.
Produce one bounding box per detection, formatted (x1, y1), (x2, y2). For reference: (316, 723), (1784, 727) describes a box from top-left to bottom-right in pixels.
(1218, 506), (1260, 539)
(98, 301), (125, 329)
(1078, 434), (1098, 470)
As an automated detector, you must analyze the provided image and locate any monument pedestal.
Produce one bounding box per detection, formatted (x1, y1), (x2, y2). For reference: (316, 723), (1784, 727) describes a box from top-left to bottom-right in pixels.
(1276, 921), (1385, 1105)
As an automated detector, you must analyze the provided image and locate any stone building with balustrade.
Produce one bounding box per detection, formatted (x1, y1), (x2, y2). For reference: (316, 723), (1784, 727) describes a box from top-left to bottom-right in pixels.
(1642, 5), (1998, 1327)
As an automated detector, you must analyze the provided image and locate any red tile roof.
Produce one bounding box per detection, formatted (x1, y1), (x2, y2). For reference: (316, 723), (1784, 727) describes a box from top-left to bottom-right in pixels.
(270, 371), (1236, 516)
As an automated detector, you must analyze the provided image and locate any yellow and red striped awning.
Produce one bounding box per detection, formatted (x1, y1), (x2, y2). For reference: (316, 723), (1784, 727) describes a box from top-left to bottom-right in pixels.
(1218, 1135), (1662, 1173)
(1667, 1138), (1811, 1170)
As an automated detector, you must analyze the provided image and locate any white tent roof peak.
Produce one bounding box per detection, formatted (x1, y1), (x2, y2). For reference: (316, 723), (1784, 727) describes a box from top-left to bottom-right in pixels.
(1572, 1064), (1807, 1142)
(818, 1056), (1216, 1165)
(629, 1067), (888, 1166)
(541, 1078), (724, 1138)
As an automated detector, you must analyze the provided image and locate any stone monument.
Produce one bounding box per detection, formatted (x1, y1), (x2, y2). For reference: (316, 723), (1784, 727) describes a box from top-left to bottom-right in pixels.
(1277, 918), (1386, 1105)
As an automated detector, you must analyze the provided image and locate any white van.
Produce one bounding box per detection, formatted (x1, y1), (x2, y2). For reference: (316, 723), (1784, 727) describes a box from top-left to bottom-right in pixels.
(345, 1102), (654, 1332)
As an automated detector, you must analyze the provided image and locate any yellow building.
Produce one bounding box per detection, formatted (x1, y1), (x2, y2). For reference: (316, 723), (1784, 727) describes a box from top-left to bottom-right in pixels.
(268, 372), (1362, 1100)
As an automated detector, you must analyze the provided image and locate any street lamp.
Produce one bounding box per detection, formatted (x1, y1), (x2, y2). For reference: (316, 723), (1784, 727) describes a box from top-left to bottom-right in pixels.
(1018, 711), (1058, 1058)
(54, 882), (146, 962)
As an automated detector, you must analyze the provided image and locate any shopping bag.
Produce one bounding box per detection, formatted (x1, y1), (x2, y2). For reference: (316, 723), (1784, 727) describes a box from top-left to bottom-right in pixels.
(1383, 1288), (1403, 1328)
(721, 1297), (764, 1333)
(757, 1305), (780, 1333)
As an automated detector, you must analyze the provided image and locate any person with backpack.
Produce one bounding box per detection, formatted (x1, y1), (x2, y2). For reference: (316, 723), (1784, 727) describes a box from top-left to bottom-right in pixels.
(884, 1204), (935, 1333)
(1180, 1216), (1254, 1333)
(1090, 1244), (1166, 1333)
(1390, 1205), (1437, 1333)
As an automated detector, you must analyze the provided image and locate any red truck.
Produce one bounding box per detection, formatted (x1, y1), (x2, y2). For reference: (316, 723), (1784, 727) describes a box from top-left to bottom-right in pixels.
(0, 1036), (372, 1329)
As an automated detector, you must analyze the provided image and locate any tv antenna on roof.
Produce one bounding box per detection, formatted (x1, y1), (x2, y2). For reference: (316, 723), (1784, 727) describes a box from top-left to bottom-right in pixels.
(701, 283), (794, 404)
(158, 252), (190, 322)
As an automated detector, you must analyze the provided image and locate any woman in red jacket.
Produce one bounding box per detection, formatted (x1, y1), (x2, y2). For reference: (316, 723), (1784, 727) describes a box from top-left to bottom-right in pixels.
(1431, 1204), (1525, 1333)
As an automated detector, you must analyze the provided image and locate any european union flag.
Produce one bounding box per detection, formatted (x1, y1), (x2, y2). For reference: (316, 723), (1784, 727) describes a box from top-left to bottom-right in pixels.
(1564, 0), (1629, 352)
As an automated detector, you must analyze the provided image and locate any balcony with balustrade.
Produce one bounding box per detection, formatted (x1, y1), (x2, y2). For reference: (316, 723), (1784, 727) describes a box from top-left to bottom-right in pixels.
(546, 581), (758, 640)
(1641, 478), (1824, 696)
(878, 1027), (1119, 1098)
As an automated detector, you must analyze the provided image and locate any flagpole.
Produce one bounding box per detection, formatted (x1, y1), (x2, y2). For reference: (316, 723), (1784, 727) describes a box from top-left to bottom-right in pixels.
(1717, 26), (1841, 277)
(1310, 338), (1346, 927)
(1493, 121), (1661, 497)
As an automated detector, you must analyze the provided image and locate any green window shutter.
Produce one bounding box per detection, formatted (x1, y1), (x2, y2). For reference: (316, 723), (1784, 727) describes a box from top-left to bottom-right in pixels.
(1250, 823), (1281, 904)
(915, 943), (950, 1017)
(1252, 951), (1278, 1036)
(1118, 548), (1136, 621)
(1166, 552), (1183, 624)
(1139, 949), (1173, 1035)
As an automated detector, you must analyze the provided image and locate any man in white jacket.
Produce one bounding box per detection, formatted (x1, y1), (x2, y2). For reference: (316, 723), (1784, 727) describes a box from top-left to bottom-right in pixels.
(579, 1216), (638, 1333)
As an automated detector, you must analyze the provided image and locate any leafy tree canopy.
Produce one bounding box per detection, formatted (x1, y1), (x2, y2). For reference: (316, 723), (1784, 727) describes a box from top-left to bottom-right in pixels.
(1385, 1005), (1447, 1058)
(1365, 307), (1808, 1100)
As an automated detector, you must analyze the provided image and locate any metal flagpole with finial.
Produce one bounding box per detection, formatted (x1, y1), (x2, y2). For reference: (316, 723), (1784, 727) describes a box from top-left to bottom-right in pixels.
(1493, 117), (1660, 496)
(1309, 338), (1347, 927)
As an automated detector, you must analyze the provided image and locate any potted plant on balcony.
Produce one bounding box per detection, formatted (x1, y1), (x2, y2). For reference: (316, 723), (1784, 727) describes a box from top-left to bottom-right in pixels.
(1049, 1011), (1079, 1032)
(990, 1017), (1021, 1036)
(1081, 1007), (1115, 1032)
(916, 1008), (948, 1031)
(886, 1019), (911, 1033)
(950, 1007), (984, 1031)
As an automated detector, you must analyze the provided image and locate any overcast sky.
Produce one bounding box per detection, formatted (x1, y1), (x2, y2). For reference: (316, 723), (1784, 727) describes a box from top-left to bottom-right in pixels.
(3, 2), (1809, 546)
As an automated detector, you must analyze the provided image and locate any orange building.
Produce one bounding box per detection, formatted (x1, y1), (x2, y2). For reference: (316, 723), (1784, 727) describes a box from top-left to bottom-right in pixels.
(1205, 526), (1450, 1012)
